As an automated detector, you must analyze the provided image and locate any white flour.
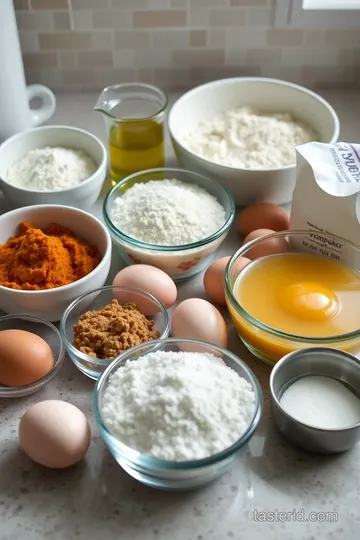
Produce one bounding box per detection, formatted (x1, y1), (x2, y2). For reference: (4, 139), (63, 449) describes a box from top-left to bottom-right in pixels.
(183, 106), (318, 169)
(110, 178), (226, 245)
(101, 350), (256, 461)
(6, 146), (97, 190)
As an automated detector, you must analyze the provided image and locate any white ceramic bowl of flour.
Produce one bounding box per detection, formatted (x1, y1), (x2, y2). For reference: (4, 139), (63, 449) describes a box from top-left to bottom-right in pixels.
(168, 77), (340, 206)
(0, 125), (107, 210)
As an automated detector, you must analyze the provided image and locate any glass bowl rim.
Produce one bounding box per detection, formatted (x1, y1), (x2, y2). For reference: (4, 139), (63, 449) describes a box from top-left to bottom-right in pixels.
(60, 285), (171, 368)
(94, 82), (168, 123)
(102, 167), (236, 252)
(0, 313), (65, 396)
(93, 337), (263, 470)
(224, 229), (360, 343)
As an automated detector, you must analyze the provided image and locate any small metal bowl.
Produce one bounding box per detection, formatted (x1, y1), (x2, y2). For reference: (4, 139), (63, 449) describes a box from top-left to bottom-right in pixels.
(270, 347), (360, 453)
(0, 314), (65, 398)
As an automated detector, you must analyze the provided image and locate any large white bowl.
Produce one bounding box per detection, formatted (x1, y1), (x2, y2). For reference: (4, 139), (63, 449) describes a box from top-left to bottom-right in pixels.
(0, 205), (111, 321)
(168, 77), (340, 206)
(0, 125), (107, 210)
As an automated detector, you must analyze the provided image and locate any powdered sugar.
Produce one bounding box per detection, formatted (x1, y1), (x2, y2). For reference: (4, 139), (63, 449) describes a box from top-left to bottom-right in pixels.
(101, 350), (256, 461)
(183, 106), (318, 169)
(6, 146), (97, 190)
(110, 178), (226, 246)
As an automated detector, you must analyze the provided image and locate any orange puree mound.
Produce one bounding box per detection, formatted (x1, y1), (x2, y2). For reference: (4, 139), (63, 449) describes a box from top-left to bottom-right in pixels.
(234, 253), (360, 338)
(0, 221), (101, 291)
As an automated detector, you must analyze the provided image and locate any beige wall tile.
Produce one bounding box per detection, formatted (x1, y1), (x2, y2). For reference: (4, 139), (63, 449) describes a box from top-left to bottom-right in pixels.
(72, 0), (109, 8)
(54, 12), (71, 30)
(63, 69), (99, 85)
(133, 10), (186, 28)
(153, 67), (191, 88)
(190, 30), (207, 47)
(267, 29), (304, 47)
(210, 8), (246, 27)
(170, 0), (187, 7)
(188, 7), (210, 26)
(137, 68), (155, 84)
(113, 50), (135, 68)
(338, 49), (358, 65)
(58, 51), (76, 68)
(31, 0), (68, 9)
(191, 65), (261, 86)
(111, 0), (147, 6)
(225, 49), (247, 65)
(260, 65), (303, 84)
(92, 31), (113, 49)
(98, 68), (136, 88)
(304, 30), (326, 47)
(325, 30), (360, 47)
(153, 29), (189, 48)
(248, 7), (272, 26)
(301, 65), (355, 84)
(16, 11), (54, 31)
(226, 28), (267, 47)
(14, 0), (29, 10)
(72, 10), (93, 29)
(148, 0), (170, 7)
(77, 50), (113, 66)
(283, 48), (336, 66)
(114, 30), (150, 49)
(133, 49), (172, 67)
(19, 31), (39, 53)
(23, 52), (58, 69)
(208, 29), (225, 47)
(193, 0), (228, 5)
(39, 32), (92, 49)
(173, 48), (225, 66)
(93, 10), (131, 29)
(231, 0), (267, 5)
(246, 47), (282, 65)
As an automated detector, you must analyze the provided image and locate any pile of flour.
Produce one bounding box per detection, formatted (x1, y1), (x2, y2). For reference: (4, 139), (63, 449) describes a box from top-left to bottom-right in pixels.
(101, 350), (257, 461)
(183, 106), (318, 169)
(6, 146), (97, 190)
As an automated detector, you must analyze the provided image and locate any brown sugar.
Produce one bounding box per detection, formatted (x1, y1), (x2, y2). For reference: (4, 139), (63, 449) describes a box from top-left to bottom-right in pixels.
(72, 299), (161, 360)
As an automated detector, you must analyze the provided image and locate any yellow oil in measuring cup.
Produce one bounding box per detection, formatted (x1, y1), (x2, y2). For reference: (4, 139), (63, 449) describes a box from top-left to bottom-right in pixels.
(108, 119), (164, 185)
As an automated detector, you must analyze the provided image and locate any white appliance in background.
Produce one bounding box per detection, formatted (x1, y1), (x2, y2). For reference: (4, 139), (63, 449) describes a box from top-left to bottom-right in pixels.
(0, 0), (56, 144)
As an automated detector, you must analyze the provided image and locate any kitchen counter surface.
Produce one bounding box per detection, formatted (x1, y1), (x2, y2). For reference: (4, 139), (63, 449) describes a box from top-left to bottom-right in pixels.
(1, 90), (360, 540)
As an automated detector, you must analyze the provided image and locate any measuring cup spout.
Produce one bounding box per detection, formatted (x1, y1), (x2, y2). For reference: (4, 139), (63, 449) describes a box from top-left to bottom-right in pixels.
(93, 85), (118, 117)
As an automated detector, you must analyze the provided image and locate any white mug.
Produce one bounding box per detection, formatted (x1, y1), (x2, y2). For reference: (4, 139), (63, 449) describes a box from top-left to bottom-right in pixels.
(0, 0), (56, 143)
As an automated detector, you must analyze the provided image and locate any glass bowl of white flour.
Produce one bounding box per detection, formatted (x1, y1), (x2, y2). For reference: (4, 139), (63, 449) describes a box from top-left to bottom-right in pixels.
(93, 337), (262, 490)
(103, 167), (235, 281)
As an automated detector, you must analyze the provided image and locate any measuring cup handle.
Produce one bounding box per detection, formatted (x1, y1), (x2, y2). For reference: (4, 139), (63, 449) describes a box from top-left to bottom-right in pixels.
(27, 84), (56, 127)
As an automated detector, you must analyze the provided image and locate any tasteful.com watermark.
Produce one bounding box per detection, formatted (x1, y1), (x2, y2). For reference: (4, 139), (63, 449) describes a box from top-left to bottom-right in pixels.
(253, 509), (338, 523)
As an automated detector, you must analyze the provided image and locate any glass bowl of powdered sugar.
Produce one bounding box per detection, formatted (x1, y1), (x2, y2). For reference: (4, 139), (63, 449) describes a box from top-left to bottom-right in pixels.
(103, 168), (235, 280)
(93, 337), (262, 490)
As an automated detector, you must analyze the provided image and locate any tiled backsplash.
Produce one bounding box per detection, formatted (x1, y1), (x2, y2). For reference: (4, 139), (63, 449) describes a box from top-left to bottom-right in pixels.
(15, 0), (360, 91)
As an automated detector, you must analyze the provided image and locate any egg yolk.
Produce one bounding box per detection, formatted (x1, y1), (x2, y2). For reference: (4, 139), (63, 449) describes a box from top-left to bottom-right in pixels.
(280, 282), (339, 321)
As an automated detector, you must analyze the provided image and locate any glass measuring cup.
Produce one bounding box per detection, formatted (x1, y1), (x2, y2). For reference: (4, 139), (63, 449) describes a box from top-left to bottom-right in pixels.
(94, 83), (167, 186)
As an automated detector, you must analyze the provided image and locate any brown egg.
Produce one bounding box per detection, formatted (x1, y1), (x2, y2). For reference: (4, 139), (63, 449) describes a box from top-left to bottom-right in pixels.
(113, 264), (177, 315)
(203, 257), (230, 305)
(0, 329), (54, 387)
(233, 256), (252, 279)
(243, 229), (288, 260)
(19, 400), (91, 469)
(237, 203), (290, 237)
(171, 298), (228, 353)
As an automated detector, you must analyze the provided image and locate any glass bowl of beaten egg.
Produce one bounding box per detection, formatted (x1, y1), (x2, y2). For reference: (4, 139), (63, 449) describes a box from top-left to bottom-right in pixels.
(0, 314), (65, 398)
(103, 168), (235, 281)
(60, 285), (171, 380)
(225, 230), (360, 365)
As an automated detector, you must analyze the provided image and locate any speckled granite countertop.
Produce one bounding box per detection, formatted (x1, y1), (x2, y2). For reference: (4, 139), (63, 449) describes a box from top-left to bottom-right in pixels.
(1, 91), (360, 540)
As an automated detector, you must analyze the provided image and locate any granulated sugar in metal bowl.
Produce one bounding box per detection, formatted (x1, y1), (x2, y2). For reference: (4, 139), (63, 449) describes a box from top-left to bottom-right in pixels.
(101, 350), (256, 461)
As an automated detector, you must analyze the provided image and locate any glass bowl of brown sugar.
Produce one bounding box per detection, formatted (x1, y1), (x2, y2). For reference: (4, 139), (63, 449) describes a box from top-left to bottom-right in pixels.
(60, 285), (171, 380)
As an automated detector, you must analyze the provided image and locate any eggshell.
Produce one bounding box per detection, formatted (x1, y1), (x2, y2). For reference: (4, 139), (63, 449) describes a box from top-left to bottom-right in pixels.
(171, 298), (228, 353)
(233, 256), (252, 279)
(237, 203), (290, 237)
(203, 257), (230, 306)
(243, 228), (288, 260)
(19, 400), (91, 469)
(112, 264), (177, 315)
(0, 329), (54, 387)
